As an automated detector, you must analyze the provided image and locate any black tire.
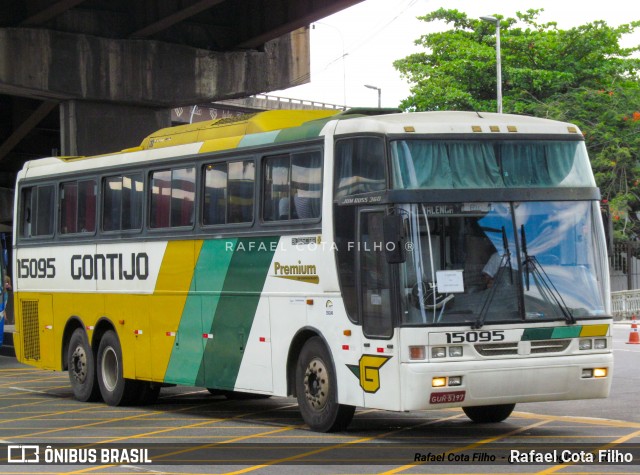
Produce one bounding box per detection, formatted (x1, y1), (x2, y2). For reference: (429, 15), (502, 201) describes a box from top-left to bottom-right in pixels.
(67, 328), (100, 402)
(295, 337), (355, 432)
(463, 404), (515, 423)
(96, 330), (140, 406)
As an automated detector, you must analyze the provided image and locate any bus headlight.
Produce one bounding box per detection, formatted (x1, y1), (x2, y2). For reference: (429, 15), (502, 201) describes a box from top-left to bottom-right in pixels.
(579, 339), (592, 350)
(448, 346), (463, 357)
(448, 376), (462, 386)
(431, 347), (446, 358)
(594, 339), (607, 349)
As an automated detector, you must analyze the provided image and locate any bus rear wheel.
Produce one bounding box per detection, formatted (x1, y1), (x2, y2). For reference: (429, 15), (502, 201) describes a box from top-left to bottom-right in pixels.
(463, 404), (515, 423)
(67, 328), (100, 402)
(96, 330), (140, 406)
(295, 337), (355, 432)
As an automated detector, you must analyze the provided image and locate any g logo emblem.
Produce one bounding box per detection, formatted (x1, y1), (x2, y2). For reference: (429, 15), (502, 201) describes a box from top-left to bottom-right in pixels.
(347, 355), (391, 393)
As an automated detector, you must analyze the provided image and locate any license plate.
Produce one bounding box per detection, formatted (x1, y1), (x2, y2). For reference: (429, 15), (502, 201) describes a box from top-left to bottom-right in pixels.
(430, 391), (466, 404)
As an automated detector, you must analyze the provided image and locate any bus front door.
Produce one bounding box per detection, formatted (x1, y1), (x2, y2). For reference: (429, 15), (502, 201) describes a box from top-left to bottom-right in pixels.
(358, 210), (400, 410)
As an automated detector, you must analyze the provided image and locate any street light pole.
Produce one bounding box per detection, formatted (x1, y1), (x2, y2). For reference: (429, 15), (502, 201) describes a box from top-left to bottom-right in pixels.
(480, 15), (502, 114)
(364, 84), (381, 108)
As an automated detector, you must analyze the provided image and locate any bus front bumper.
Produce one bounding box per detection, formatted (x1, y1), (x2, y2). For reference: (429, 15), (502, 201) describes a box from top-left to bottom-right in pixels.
(400, 353), (613, 411)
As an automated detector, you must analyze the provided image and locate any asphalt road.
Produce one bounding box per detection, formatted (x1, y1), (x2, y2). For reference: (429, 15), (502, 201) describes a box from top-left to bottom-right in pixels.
(0, 324), (638, 474)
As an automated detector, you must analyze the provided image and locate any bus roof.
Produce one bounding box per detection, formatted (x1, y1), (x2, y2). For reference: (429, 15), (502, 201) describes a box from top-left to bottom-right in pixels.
(17, 110), (582, 180)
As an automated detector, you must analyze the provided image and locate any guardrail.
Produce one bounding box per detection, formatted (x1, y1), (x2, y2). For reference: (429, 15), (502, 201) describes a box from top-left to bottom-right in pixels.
(611, 290), (640, 319)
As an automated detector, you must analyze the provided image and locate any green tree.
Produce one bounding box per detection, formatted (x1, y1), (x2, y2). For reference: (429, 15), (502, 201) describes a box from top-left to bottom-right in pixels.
(394, 8), (640, 238)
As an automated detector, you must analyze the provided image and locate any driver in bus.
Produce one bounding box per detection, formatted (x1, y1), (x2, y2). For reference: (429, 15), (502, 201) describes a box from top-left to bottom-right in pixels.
(482, 252), (513, 288)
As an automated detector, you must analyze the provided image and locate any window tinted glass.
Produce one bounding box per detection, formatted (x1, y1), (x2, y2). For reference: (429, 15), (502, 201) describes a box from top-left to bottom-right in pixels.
(150, 167), (195, 229)
(228, 161), (254, 223)
(19, 185), (55, 238)
(203, 160), (255, 226)
(60, 180), (95, 235)
(103, 174), (143, 232)
(335, 137), (385, 198)
(263, 155), (290, 221)
(263, 151), (322, 222)
(291, 151), (321, 219)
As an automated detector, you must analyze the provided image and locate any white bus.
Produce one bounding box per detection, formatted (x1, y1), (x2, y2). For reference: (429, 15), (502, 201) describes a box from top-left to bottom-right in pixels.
(12, 109), (612, 432)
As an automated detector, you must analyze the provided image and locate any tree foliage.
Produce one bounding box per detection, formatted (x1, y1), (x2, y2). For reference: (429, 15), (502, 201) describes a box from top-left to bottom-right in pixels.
(394, 8), (640, 239)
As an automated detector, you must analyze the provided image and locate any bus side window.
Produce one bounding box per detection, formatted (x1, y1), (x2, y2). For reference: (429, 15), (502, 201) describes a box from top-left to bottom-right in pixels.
(334, 137), (385, 198)
(20, 187), (33, 238)
(20, 185), (55, 238)
(150, 167), (195, 229)
(291, 151), (322, 219)
(60, 180), (96, 234)
(203, 160), (254, 226)
(103, 174), (143, 232)
(263, 155), (290, 221)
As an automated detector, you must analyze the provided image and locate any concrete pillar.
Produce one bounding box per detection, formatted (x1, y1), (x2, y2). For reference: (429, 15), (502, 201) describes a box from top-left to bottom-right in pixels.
(60, 101), (171, 156)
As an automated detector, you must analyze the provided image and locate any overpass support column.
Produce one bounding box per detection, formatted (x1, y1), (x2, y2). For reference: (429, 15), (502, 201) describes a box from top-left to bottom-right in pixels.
(60, 101), (171, 156)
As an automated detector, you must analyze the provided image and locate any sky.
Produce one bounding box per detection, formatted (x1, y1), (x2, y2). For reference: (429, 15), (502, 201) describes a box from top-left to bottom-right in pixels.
(270, 0), (640, 109)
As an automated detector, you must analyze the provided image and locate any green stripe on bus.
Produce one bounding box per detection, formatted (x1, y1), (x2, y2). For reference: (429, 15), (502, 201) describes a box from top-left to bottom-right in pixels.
(197, 236), (279, 390)
(522, 326), (583, 341)
(164, 239), (236, 385)
(551, 326), (582, 339)
(521, 327), (554, 341)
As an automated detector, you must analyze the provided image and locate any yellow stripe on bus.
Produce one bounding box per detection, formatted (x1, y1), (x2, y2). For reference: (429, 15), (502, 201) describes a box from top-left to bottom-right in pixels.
(143, 240), (204, 381)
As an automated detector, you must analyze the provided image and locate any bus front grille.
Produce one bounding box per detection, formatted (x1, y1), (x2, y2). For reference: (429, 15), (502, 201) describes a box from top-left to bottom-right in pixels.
(531, 339), (571, 353)
(21, 300), (40, 361)
(475, 339), (571, 356)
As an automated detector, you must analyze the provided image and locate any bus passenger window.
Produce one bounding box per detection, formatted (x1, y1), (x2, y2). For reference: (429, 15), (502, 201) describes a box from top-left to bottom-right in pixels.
(19, 185), (55, 238)
(291, 151), (321, 219)
(263, 151), (322, 222)
(203, 164), (227, 225)
(263, 155), (290, 221)
(203, 160), (254, 226)
(228, 161), (254, 223)
(150, 167), (195, 229)
(103, 174), (143, 232)
(60, 180), (95, 235)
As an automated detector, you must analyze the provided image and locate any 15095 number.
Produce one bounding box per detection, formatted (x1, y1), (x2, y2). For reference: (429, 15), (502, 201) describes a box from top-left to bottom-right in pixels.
(445, 330), (505, 343)
(17, 258), (56, 279)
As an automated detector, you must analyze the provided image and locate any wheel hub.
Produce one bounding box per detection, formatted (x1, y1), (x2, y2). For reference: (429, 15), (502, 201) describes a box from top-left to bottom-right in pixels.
(71, 346), (87, 383)
(304, 357), (329, 410)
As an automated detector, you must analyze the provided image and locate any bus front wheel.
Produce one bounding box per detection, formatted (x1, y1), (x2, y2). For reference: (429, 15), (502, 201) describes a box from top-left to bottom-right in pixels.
(295, 337), (355, 432)
(96, 330), (140, 406)
(67, 328), (100, 402)
(463, 404), (515, 423)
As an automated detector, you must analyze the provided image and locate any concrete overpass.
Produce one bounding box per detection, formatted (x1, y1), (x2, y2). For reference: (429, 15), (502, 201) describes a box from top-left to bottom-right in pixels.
(0, 0), (363, 186)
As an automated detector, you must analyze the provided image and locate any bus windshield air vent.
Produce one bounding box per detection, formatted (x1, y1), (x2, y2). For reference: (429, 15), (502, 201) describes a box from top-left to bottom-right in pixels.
(21, 300), (41, 361)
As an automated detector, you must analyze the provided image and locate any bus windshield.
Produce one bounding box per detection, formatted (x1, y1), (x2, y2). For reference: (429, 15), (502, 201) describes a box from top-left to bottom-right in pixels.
(397, 200), (608, 326)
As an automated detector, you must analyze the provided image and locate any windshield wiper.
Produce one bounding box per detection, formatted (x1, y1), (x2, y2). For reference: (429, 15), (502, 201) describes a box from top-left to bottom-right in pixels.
(473, 227), (512, 329)
(521, 225), (575, 324)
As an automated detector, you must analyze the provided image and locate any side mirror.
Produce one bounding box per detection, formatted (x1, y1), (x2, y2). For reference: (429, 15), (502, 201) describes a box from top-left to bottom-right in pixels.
(383, 214), (406, 264)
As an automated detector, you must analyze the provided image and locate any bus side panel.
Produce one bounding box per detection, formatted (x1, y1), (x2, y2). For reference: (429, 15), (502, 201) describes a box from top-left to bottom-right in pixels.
(150, 240), (202, 382)
(200, 237), (278, 390)
(164, 239), (234, 386)
(234, 298), (273, 392)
